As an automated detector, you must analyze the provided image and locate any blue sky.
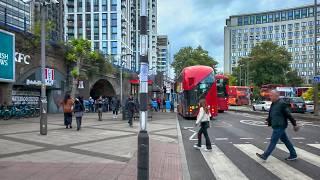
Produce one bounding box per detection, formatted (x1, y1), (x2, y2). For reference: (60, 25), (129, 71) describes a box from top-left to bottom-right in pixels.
(158, 0), (313, 72)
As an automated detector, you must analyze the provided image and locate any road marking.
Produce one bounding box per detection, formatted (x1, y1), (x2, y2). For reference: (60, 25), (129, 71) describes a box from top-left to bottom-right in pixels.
(240, 138), (254, 140)
(277, 144), (320, 168)
(307, 144), (320, 149)
(266, 138), (271, 140)
(234, 144), (312, 180)
(183, 127), (198, 141)
(201, 145), (249, 180)
(240, 120), (267, 127)
(292, 137), (305, 140)
(215, 138), (228, 141)
(264, 142), (268, 144)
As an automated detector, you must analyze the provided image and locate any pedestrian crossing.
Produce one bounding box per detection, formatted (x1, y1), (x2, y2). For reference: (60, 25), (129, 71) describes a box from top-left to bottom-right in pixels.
(198, 143), (320, 180)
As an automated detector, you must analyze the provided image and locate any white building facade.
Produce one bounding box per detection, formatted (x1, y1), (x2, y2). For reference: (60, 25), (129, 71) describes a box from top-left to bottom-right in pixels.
(224, 4), (320, 84)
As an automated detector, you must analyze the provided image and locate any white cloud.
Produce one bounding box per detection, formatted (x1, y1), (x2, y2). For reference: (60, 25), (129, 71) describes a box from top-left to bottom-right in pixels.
(158, 0), (313, 72)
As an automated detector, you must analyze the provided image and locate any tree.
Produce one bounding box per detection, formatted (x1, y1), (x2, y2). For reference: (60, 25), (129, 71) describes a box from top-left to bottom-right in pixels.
(302, 87), (320, 102)
(66, 38), (113, 98)
(226, 74), (237, 86)
(285, 70), (303, 86)
(172, 46), (218, 76)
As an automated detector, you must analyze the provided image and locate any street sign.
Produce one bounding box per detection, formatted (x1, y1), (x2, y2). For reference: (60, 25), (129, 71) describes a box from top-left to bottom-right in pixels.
(314, 75), (320, 83)
(0, 29), (15, 82)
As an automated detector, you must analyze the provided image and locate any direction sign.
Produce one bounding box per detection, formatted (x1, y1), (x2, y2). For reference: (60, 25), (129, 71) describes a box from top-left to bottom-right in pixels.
(314, 75), (320, 83)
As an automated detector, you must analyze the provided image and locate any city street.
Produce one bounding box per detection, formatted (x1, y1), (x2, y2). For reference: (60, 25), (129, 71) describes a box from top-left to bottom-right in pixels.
(0, 112), (182, 180)
(179, 111), (320, 180)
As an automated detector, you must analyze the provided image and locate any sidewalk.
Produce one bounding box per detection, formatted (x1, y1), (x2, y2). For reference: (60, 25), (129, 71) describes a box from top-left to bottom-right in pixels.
(0, 112), (185, 180)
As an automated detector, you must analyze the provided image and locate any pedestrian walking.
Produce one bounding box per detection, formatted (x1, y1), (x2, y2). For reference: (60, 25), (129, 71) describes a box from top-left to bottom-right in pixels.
(89, 97), (94, 112)
(162, 97), (166, 112)
(61, 94), (74, 129)
(157, 97), (161, 112)
(96, 96), (103, 121)
(256, 90), (299, 161)
(193, 99), (212, 152)
(111, 96), (120, 119)
(125, 95), (137, 127)
(74, 97), (85, 131)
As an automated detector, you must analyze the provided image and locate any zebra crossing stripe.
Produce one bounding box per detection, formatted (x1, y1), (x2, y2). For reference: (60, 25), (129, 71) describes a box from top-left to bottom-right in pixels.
(201, 145), (248, 180)
(307, 144), (320, 149)
(277, 144), (320, 168)
(234, 144), (312, 180)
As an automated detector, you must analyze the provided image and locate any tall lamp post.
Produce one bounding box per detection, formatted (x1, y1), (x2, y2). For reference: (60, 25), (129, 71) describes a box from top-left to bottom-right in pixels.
(23, 0), (59, 135)
(314, 0), (319, 116)
(137, 0), (149, 179)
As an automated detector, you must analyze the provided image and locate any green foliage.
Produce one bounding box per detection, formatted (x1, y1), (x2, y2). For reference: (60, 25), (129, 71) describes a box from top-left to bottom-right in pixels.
(31, 20), (56, 48)
(172, 46), (218, 76)
(226, 74), (237, 86)
(285, 70), (304, 86)
(71, 68), (79, 78)
(252, 86), (261, 101)
(302, 87), (320, 102)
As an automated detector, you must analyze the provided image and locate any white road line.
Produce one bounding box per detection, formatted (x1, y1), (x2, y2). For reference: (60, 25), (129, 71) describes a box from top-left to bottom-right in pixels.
(215, 138), (229, 141)
(292, 137), (305, 140)
(308, 144), (320, 149)
(234, 144), (312, 180)
(277, 144), (320, 168)
(240, 138), (254, 140)
(201, 145), (249, 180)
(266, 138), (271, 140)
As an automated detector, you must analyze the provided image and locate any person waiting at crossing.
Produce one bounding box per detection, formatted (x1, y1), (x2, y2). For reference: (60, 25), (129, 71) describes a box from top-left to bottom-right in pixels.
(194, 98), (212, 152)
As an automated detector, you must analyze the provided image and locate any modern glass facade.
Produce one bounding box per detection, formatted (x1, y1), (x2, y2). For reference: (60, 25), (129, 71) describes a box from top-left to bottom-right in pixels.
(0, 0), (31, 32)
(224, 4), (320, 84)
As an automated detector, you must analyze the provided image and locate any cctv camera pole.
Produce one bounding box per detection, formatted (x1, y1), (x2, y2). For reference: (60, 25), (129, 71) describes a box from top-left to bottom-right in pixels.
(137, 0), (149, 179)
(40, 1), (48, 135)
(314, 0), (319, 116)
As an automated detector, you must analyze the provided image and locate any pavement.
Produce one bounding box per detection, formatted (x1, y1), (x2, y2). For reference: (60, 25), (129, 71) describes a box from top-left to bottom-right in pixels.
(178, 110), (320, 180)
(0, 111), (185, 180)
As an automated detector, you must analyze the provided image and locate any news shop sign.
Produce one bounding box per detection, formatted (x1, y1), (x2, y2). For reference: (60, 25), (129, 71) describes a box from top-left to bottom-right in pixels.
(0, 29), (15, 82)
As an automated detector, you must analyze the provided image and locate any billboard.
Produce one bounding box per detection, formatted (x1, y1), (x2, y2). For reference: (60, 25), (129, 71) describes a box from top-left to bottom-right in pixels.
(0, 29), (15, 82)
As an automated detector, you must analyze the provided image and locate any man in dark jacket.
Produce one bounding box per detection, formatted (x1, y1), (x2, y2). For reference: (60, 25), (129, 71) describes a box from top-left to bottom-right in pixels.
(256, 90), (299, 161)
(125, 96), (137, 127)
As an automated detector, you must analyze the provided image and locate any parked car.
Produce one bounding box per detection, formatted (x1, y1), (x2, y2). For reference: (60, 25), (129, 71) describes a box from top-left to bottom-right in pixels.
(252, 101), (272, 111)
(280, 97), (306, 113)
(305, 101), (314, 113)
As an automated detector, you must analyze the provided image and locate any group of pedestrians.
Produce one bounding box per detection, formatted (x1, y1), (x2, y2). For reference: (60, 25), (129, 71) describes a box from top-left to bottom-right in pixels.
(60, 94), (84, 131)
(151, 97), (174, 112)
(194, 90), (300, 161)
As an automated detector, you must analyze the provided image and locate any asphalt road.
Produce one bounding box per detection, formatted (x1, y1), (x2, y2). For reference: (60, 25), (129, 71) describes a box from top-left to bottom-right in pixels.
(178, 111), (320, 180)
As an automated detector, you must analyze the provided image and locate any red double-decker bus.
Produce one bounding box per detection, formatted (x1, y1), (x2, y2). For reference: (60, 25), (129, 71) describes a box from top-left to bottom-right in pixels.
(215, 74), (229, 113)
(176, 65), (218, 118)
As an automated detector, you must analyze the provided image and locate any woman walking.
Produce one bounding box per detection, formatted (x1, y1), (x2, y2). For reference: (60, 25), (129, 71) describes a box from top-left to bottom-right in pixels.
(111, 96), (120, 119)
(74, 97), (85, 131)
(194, 99), (212, 152)
(61, 94), (74, 129)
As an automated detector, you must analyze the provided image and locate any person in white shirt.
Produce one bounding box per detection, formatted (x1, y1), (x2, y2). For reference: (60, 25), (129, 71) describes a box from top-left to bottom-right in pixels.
(193, 99), (212, 152)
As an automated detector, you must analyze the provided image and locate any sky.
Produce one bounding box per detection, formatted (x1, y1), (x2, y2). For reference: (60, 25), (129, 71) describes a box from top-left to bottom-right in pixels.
(158, 0), (313, 72)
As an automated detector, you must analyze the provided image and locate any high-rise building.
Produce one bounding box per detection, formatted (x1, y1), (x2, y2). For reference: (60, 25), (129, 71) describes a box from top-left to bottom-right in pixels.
(224, 4), (320, 84)
(131, 0), (157, 72)
(156, 35), (169, 74)
(0, 0), (32, 32)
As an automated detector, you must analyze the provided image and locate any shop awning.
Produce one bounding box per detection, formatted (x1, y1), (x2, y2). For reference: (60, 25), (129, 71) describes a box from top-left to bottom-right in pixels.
(130, 79), (153, 85)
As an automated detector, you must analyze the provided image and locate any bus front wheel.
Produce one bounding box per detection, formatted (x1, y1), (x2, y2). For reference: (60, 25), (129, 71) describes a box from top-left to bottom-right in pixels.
(218, 110), (224, 113)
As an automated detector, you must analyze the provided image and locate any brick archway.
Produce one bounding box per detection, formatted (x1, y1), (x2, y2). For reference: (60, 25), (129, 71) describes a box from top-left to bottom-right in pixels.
(90, 79), (116, 99)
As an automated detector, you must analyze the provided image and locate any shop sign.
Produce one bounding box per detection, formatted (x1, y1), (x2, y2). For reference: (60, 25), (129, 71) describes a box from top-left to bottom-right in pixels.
(12, 95), (39, 105)
(45, 68), (54, 85)
(15, 52), (30, 65)
(26, 79), (53, 86)
(0, 29), (15, 82)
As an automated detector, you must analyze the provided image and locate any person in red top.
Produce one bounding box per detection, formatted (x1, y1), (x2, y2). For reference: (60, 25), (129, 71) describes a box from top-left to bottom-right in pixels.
(61, 94), (74, 129)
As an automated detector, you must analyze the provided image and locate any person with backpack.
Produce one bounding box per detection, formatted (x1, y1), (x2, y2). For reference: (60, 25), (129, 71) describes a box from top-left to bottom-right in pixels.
(74, 97), (85, 131)
(61, 94), (74, 129)
(194, 98), (212, 152)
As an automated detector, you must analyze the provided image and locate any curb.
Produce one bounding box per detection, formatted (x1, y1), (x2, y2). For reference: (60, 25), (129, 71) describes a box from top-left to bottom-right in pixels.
(229, 109), (319, 121)
(176, 116), (191, 180)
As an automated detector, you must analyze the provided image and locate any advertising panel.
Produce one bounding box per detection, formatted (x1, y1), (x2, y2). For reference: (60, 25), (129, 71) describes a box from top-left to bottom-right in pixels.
(0, 29), (15, 82)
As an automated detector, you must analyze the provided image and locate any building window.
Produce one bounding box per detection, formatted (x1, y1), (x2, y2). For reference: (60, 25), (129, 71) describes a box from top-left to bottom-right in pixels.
(309, 7), (314, 17)
(288, 24), (293, 30)
(294, 9), (301, 19)
(111, 13), (117, 40)
(288, 40), (293, 45)
(111, 41), (117, 55)
(262, 15), (267, 23)
(256, 15), (261, 24)
(281, 41), (286, 45)
(275, 25), (280, 31)
(294, 31), (300, 38)
(102, 41), (107, 54)
(294, 23), (300, 28)
(308, 21), (314, 26)
(268, 34), (273, 39)
(77, 14), (83, 37)
(281, 11), (287, 21)
(244, 16), (249, 25)
(275, 12), (280, 22)
(102, 0), (107, 11)
(255, 27), (260, 33)
(77, 0), (83, 12)
(250, 16), (255, 25)
(281, 25), (286, 30)
(308, 29), (314, 35)
(281, 33), (286, 38)
(111, 0), (117, 11)
(243, 36), (248, 41)
(288, 10), (293, 20)
(301, 8), (307, 18)
(85, 0), (91, 12)
(85, 14), (91, 39)
(250, 28), (254, 33)
(268, 26), (273, 32)
(94, 14), (99, 40)
(288, 47), (293, 52)
(288, 32), (293, 38)
(262, 27), (267, 32)
(268, 14), (273, 22)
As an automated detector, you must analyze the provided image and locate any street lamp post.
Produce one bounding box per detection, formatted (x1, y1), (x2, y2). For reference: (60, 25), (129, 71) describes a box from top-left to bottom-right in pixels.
(314, 0), (319, 116)
(23, 0), (59, 135)
(137, 0), (149, 179)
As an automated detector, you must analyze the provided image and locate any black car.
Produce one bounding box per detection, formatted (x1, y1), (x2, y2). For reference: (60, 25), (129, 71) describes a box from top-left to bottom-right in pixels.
(280, 97), (306, 113)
